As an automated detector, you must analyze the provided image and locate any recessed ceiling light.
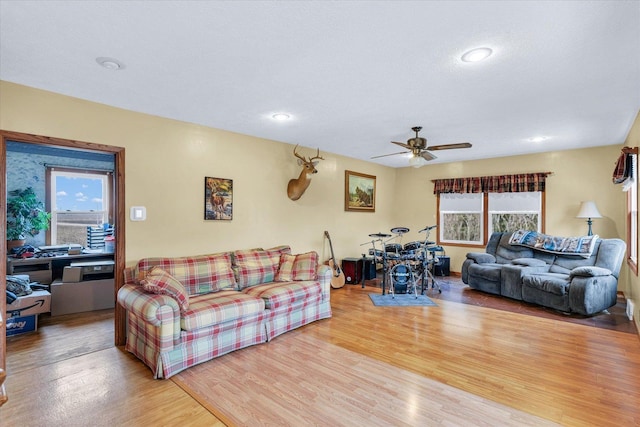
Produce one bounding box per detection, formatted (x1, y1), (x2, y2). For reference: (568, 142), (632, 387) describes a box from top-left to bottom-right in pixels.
(528, 136), (549, 143)
(272, 113), (291, 121)
(461, 47), (493, 63)
(96, 57), (125, 70)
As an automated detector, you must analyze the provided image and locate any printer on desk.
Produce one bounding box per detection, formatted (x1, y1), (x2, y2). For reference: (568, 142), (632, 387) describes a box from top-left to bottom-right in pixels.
(62, 259), (115, 282)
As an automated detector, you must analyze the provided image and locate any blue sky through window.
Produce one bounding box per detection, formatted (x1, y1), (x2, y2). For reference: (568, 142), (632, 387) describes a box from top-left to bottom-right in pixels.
(55, 175), (104, 211)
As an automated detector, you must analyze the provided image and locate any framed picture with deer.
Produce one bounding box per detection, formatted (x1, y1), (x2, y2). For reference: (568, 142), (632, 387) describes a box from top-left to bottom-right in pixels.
(205, 177), (233, 220)
(345, 170), (376, 212)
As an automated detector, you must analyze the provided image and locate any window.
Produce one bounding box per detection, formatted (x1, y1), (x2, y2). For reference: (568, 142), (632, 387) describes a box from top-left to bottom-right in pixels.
(488, 192), (542, 234)
(439, 193), (483, 244)
(434, 172), (549, 246)
(439, 191), (543, 246)
(47, 168), (113, 246)
(627, 154), (638, 274)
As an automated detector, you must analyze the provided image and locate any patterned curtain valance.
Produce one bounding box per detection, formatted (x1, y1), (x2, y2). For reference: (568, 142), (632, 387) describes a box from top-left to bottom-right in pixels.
(432, 172), (551, 194)
(612, 147), (637, 186)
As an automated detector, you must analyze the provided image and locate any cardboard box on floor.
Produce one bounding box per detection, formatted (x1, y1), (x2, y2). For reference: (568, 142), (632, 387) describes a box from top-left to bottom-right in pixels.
(6, 290), (51, 318)
(6, 315), (38, 336)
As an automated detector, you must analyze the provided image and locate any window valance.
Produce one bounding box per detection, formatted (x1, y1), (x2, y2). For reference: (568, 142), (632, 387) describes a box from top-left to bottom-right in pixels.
(612, 147), (637, 187)
(432, 172), (551, 194)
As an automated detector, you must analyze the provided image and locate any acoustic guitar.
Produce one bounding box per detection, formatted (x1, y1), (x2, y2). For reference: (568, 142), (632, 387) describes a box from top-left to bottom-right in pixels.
(324, 230), (346, 289)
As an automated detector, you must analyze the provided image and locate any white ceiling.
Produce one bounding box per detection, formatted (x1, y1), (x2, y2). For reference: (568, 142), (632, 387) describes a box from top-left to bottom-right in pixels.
(1, 1), (639, 168)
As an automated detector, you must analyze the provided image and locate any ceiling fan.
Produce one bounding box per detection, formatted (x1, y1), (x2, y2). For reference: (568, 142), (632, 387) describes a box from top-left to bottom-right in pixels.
(372, 126), (472, 167)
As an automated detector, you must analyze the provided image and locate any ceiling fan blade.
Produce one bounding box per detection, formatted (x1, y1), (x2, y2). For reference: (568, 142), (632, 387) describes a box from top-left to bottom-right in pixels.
(419, 151), (437, 161)
(427, 142), (472, 151)
(391, 141), (412, 149)
(371, 151), (408, 159)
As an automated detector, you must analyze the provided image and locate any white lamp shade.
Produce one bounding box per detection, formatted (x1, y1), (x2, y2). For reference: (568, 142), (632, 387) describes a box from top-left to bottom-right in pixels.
(576, 201), (602, 219)
(409, 155), (427, 168)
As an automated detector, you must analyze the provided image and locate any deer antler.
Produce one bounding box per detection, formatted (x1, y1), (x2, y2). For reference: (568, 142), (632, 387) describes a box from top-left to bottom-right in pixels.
(293, 144), (307, 162)
(309, 148), (325, 162)
(293, 145), (325, 163)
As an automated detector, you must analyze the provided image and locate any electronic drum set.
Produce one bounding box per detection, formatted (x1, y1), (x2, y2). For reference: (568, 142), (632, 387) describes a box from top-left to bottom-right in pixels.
(362, 225), (443, 297)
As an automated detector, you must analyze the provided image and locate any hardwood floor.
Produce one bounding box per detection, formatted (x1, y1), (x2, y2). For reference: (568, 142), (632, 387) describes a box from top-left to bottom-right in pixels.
(368, 275), (638, 334)
(2, 310), (223, 426)
(321, 285), (640, 426)
(2, 284), (639, 426)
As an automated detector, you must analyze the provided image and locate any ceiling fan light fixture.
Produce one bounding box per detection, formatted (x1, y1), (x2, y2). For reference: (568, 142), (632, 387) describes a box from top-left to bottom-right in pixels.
(461, 47), (493, 63)
(409, 155), (427, 168)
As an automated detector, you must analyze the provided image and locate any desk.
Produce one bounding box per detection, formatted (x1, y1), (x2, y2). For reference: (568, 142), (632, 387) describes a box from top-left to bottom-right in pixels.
(8, 251), (115, 317)
(7, 251), (114, 285)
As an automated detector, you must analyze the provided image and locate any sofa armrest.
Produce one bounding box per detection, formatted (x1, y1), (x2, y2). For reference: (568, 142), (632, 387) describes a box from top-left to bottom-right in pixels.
(570, 266), (612, 278)
(466, 252), (496, 264)
(317, 264), (332, 302)
(512, 258), (549, 268)
(117, 283), (182, 351)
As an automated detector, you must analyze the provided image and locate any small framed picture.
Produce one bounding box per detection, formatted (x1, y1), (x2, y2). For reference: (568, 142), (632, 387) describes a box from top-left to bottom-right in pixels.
(345, 170), (376, 212)
(205, 177), (233, 220)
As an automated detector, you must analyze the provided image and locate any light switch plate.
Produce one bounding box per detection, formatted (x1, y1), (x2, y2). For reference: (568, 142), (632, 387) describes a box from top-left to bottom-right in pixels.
(130, 206), (146, 221)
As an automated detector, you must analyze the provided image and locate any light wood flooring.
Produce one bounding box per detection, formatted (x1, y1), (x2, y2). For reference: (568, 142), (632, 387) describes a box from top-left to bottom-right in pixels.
(2, 284), (640, 426)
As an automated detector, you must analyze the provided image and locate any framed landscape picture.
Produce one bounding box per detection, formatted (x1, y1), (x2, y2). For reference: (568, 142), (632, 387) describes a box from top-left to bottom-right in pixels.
(205, 177), (233, 220)
(345, 170), (376, 212)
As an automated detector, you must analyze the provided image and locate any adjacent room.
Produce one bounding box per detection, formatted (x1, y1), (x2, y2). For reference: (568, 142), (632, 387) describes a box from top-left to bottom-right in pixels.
(1, 1), (639, 426)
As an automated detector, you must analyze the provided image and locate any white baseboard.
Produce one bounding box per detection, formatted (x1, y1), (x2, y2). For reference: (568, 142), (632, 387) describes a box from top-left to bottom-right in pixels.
(626, 298), (635, 321)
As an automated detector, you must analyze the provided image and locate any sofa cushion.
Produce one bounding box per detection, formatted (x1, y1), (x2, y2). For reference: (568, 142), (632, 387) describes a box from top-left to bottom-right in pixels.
(468, 263), (503, 282)
(243, 281), (322, 309)
(522, 273), (570, 296)
(180, 290), (265, 331)
(275, 251), (319, 281)
(137, 253), (236, 295)
(495, 234), (534, 263)
(234, 249), (283, 289)
(140, 266), (190, 311)
(266, 245), (292, 255)
(550, 246), (598, 275)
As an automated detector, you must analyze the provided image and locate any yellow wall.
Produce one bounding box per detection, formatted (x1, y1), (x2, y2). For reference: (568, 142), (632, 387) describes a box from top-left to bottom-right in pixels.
(1, 81), (635, 300)
(0, 81), (397, 263)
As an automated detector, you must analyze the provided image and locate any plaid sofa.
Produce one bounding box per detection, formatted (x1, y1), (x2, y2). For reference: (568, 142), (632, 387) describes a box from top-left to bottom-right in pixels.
(117, 245), (332, 378)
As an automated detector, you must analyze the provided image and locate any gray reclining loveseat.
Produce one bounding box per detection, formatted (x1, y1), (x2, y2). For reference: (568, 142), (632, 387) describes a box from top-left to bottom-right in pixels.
(461, 231), (626, 315)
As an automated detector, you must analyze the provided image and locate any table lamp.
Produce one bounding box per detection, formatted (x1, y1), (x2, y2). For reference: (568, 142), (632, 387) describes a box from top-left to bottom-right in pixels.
(576, 201), (602, 236)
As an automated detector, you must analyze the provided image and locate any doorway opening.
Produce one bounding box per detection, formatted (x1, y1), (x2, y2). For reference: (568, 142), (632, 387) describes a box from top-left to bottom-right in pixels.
(1, 130), (126, 350)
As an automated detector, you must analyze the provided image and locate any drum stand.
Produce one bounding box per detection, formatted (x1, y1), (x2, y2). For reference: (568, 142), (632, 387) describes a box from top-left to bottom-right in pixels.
(360, 237), (388, 292)
(415, 226), (442, 295)
(416, 252), (441, 295)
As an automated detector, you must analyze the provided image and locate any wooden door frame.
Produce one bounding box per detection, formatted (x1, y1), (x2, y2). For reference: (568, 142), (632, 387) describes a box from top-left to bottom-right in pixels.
(0, 130), (127, 350)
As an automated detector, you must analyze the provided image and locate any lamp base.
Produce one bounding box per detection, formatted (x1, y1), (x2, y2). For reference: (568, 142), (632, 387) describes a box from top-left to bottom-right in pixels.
(586, 218), (593, 236)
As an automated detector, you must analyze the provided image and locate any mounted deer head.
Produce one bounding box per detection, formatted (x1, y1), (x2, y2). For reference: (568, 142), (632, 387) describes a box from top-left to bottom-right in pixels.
(287, 144), (325, 201)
